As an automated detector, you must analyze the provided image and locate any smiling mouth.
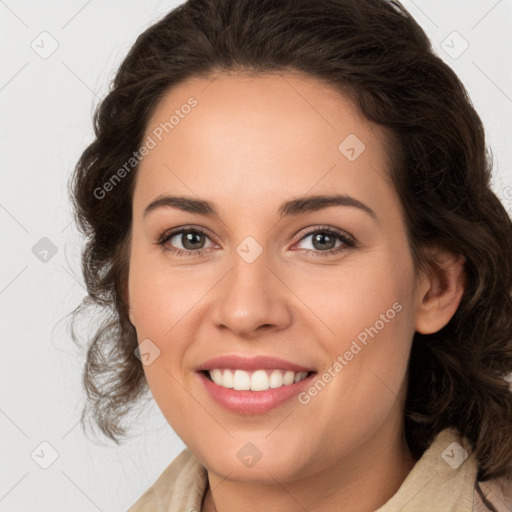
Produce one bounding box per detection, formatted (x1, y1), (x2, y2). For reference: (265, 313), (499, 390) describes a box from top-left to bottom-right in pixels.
(201, 368), (315, 392)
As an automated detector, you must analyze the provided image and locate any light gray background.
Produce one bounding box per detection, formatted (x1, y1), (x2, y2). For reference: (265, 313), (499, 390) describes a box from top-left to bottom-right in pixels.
(1, 1), (511, 511)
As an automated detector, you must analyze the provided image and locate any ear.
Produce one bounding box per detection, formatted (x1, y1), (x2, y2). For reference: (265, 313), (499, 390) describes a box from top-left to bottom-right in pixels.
(414, 250), (466, 334)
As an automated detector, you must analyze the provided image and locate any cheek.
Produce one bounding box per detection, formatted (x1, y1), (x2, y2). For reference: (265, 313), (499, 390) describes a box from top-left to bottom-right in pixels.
(127, 256), (203, 432)
(281, 249), (415, 349)
(332, 254), (415, 376)
(286, 249), (416, 407)
(127, 246), (218, 399)
(290, 271), (415, 453)
(128, 241), (206, 339)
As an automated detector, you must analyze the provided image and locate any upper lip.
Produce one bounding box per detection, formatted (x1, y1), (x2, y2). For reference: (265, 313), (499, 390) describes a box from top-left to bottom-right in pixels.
(197, 355), (314, 373)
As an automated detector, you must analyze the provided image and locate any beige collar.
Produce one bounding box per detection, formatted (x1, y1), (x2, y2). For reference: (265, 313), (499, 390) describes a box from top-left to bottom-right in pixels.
(375, 427), (476, 511)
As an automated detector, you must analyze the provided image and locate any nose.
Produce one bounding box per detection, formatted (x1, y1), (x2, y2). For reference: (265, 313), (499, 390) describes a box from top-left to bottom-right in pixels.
(211, 251), (293, 339)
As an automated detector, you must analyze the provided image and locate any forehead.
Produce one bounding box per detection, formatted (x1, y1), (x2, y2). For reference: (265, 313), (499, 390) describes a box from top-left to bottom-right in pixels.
(134, 71), (395, 215)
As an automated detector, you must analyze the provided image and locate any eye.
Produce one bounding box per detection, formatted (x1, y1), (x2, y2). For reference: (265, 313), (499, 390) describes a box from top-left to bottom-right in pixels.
(158, 227), (215, 257)
(292, 227), (355, 257)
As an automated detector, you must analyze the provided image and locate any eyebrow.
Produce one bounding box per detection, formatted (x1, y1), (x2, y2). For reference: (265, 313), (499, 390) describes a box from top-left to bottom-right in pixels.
(143, 193), (377, 221)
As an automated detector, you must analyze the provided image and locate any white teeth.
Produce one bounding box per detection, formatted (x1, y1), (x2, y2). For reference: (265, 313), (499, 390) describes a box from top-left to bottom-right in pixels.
(269, 369), (284, 388)
(210, 369), (222, 386)
(207, 369), (309, 391)
(283, 371), (295, 385)
(233, 369), (251, 390)
(221, 369), (234, 388)
(251, 370), (269, 391)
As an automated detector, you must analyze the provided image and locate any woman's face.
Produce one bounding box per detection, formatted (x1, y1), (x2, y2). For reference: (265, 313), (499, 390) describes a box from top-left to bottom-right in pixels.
(128, 72), (427, 483)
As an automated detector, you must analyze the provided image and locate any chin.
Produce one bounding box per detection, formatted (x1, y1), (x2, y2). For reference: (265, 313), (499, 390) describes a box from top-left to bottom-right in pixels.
(193, 437), (314, 483)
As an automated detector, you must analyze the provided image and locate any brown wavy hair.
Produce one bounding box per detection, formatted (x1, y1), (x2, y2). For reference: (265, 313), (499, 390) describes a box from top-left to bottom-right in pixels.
(69, 0), (512, 484)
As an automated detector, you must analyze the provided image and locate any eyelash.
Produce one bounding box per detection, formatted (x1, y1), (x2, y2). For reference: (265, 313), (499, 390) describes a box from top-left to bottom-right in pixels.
(156, 225), (356, 258)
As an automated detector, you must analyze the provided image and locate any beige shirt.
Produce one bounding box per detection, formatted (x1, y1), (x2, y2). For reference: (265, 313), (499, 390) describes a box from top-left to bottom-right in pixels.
(127, 428), (512, 511)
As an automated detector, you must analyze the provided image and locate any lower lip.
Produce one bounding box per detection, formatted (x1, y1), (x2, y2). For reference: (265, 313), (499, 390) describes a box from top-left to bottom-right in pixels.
(198, 371), (315, 414)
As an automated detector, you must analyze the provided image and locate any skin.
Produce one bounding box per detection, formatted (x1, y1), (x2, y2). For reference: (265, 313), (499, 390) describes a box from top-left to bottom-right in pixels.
(127, 71), (466, 512)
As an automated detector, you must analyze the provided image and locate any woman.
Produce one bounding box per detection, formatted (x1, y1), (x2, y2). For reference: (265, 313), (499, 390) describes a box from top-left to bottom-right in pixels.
(69, 0), (512, 510)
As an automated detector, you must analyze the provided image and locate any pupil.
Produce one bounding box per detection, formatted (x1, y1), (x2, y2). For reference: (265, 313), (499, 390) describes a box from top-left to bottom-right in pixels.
(313, 232), (335, 250)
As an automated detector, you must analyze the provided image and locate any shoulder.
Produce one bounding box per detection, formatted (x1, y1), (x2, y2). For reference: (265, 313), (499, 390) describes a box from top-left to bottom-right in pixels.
(126, 448), (208, 512)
